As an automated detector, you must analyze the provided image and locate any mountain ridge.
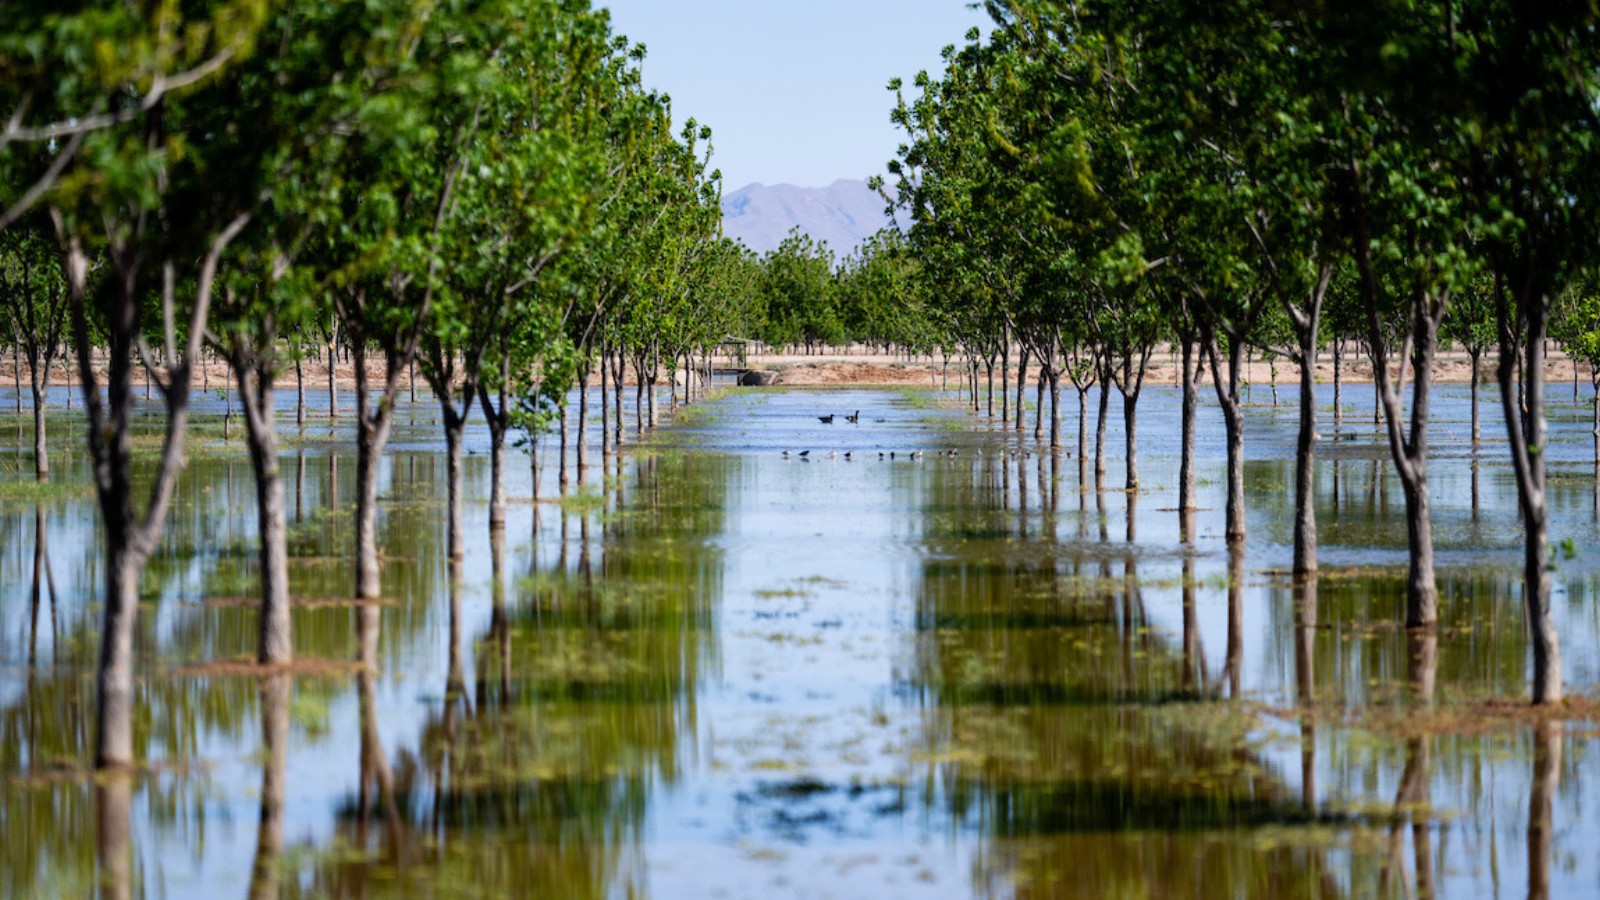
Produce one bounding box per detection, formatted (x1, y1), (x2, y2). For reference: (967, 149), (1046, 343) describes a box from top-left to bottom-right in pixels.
(720, 178), (894, 257)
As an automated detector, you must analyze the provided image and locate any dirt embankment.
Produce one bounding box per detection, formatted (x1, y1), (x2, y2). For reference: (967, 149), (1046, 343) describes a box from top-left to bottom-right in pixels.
(742, 348), (1595, 388)
(2, 346), (1593, 392)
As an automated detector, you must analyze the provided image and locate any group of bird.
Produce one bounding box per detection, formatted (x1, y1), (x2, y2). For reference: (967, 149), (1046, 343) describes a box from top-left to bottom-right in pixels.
(782, 448), (959, 462)
(816, 410), (862, 425)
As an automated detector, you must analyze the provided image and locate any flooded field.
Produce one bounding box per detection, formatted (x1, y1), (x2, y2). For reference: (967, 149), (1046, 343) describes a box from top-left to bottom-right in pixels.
(2, 382), (1599, 898)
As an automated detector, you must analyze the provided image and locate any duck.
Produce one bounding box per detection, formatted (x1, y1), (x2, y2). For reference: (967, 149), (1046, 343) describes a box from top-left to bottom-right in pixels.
(844, 451), (854, 460)
(845, 410), (861, 424)
(828, 449), (838, 459)
(798, 450), (810, 458)
(909, 450), (923, 460)
(818, 414), (835, 424)
(782, 450), (792, 458)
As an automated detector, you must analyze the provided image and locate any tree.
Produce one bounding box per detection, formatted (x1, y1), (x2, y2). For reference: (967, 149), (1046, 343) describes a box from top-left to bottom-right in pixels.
(0, 210), (68, 478)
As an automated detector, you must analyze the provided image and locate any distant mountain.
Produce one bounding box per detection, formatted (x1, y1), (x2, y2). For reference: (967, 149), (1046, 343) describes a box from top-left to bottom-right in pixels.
(720, 179), (894, 257)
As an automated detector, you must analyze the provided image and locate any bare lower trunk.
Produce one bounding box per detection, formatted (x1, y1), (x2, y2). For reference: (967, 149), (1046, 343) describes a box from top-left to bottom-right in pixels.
(1178, 336), (1198, 514)
(443, 411), (465, 560)
(351, 340), (397, 601)
(558, 404), (569, 489)
(1500, 310), (1560, 703)
(1293, 336), (1320, 578)
(600, 348), (611, 456)
(1076, 387), (1088, 483)
(1399, 472), (1438, 629)
(1048, 369), (1061, 452)
(1332, 340), (1343, 425)
(483, 354), (510, 533)
(1204, 329), (1246, 543)
(1470, 349), (1482, 443)
(985, 358), (994, 416)
(1034, 375), (1045, 441)
(30, 373), (49, 478)
(354, 432), (383, 599)
(634, 359), (645, 437)
(1015, 346), (1028, 432)
(294, 355), (305, 427)
(647, 364), (658, 428)
(97, 551), (142, 767)
(1122, 390), (1138, 491)
(1094, 376), (1109, 486)
(326, 329), (338, 418)
(1000, 338), (1010, 422)
(576, 369), (589, 476)
(239, 371), (292, 664)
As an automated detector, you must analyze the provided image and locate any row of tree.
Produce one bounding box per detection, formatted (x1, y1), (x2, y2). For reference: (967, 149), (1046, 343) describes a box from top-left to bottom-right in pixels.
(0, 0), (770, 771)
(877, 0), (1600, 706)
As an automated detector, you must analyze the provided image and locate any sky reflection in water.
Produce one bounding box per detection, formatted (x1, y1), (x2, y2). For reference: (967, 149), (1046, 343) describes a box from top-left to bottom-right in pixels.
(0, 380), (1597, 898)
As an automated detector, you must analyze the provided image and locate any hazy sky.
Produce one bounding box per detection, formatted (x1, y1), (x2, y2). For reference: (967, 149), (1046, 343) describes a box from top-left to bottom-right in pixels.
(600, 1), (989, 190)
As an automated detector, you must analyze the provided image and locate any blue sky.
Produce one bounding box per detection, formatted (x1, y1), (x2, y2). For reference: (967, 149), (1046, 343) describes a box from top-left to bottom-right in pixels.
(600, 1), (989, 190)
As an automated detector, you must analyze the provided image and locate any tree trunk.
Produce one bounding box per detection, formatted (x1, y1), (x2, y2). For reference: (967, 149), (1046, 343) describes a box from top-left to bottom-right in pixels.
(1076, 386), (1089, 484)
(1015, 345), (1028, 432)
(558, 403), (569, 490)
(634, 357), (645, 437)
(1094, 373), (1109, 487)
(1122, 390), (1138, 491)
(1179, 335), (1198, 514)
(1499, 300), (1560, 703)
(576, 368), (590, 476)
(484, 353), (510, 533)
(327, 320), (338, 418)
(984, 357), (994, 415)
(1204, 329), (1247, 543)
(1034, 374), (1046, 442)
(1293, 335), (1319, 578)
(352, 341), (397, 602)
(97, 550), (142, 767)
(611, 350), (626, 447)
(443, 408), (465, 560)
(647, 362), (658, 428)
(1332, 339), (1343, 425)
(294, 354), (305, 427)
(1469, 348), (1481, 444)
(1000, 337), (1010, 423)
(600, 345), (611, 456)
(1048, 368), (1061, 453)
(238, 368), (292, 664)
(29, 353), (50, 479)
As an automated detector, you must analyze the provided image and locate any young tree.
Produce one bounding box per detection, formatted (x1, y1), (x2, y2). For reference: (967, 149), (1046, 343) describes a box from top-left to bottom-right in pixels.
(0, 211), (68, 478)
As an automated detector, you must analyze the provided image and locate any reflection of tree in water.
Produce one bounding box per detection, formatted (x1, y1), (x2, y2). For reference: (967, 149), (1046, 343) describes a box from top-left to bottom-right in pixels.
(309, 451), (732, 899)
(0, 447), (446, 898)
(904, 456), (1342, 899)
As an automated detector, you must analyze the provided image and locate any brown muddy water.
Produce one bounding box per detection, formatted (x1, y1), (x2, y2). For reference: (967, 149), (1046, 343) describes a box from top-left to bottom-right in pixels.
(1, 381), (1599, 898)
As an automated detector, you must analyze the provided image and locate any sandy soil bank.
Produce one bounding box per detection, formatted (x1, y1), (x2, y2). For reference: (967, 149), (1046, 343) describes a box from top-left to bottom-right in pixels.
(0, 346), (1593, 393)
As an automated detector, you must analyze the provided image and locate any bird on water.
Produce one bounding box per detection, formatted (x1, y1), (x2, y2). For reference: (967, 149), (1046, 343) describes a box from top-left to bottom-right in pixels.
(818, 414), (835, 424)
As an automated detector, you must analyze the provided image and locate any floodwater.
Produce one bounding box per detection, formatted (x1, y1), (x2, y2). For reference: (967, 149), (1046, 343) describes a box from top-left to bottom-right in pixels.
(2, 378), (1599, 898)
